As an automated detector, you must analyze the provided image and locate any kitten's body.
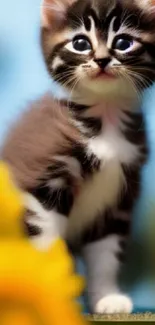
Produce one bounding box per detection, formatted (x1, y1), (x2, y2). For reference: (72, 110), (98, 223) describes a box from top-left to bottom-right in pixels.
(2, 0), (155, 314)
(2, 95), (146, 313)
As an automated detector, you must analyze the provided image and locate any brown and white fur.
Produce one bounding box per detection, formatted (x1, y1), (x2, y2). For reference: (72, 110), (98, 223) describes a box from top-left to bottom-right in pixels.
(2, 0), (155, 314)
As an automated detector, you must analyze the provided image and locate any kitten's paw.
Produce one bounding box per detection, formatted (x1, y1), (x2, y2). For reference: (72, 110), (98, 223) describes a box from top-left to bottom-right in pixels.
(94, 294), (133, 314)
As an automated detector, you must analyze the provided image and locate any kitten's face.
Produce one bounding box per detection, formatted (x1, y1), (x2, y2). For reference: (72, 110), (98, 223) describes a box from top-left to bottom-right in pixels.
(41, 0), (155, 100)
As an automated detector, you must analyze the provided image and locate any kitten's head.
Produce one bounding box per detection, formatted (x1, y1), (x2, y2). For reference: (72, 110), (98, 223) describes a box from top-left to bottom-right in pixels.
(41, 0), (155, 101)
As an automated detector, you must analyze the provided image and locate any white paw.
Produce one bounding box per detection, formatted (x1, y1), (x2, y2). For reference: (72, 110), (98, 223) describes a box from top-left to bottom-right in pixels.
(94, 294), (133, 314)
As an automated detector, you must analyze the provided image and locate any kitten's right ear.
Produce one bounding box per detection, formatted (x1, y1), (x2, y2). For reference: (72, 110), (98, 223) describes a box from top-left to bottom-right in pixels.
(41, 0), (77, 28)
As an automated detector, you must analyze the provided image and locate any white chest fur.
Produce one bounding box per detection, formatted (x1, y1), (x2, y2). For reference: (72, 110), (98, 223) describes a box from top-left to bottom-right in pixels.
(67, 123), (139, 238)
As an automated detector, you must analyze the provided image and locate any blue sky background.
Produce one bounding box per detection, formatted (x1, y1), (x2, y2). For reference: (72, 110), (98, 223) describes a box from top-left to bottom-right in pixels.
(0, 0), (155, 312)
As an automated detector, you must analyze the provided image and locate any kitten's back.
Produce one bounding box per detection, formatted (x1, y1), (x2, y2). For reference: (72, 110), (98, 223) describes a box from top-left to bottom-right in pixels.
(1, 95), (80, 190)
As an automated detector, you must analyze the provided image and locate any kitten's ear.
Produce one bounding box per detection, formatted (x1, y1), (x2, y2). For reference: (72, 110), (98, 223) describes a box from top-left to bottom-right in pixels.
(135, 0), (155, 9)
(41, 0), (77, 28)
(148, 0), (155, 8)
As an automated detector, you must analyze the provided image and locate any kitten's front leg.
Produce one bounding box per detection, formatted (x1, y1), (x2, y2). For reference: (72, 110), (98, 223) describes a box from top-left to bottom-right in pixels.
(24, 193), (68, 250)
(22, 156), (80, 250)
(83, 234), (133, 314)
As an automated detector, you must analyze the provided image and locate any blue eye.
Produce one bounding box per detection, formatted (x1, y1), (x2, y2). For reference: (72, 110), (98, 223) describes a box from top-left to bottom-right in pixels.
(114, 38), (133, 51)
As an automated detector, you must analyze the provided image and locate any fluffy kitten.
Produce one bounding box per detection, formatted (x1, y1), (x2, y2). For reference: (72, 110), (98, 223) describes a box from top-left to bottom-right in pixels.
(2, 0), (155, 314)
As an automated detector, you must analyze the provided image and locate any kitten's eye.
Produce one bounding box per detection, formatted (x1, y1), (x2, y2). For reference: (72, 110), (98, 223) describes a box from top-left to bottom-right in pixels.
(73, 36), (92, 52)
(113, 35), (136, 52)
(114, 38), (133, 51)
(113, 36), (141, 54)
(65, 35), (92, 55)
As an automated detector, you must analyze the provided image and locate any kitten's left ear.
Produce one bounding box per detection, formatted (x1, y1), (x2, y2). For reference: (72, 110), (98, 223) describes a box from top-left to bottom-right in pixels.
(135, 0), (155, 9)
(41, 0), (77, 28)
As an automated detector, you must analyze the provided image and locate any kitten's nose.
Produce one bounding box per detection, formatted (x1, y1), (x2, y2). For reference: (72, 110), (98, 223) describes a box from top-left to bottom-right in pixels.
(94, 58), (111, 70)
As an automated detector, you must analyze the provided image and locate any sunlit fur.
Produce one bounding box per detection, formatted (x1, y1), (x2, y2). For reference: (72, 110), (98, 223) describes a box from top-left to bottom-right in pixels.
(41, 0), (155, 105)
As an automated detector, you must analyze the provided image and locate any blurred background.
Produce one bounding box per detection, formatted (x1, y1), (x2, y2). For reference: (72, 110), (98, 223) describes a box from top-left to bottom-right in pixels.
(0, 0), (155, 313)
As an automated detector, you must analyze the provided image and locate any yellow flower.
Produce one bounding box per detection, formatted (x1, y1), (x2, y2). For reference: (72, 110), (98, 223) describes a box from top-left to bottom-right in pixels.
(0, 239), (85, 325)
(0, 162), (86, 325)
(0, 163), (24, 238)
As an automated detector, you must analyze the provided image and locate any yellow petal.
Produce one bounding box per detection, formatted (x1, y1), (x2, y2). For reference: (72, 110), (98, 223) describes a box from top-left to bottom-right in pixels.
(0, 162), (24, 237)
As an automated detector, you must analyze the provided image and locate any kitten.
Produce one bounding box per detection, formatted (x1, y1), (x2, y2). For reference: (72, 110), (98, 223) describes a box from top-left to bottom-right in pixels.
(2, 0), (155, 314)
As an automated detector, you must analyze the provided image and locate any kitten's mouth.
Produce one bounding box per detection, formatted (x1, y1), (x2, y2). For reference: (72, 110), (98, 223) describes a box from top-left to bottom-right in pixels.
(95, 70), (116, 80)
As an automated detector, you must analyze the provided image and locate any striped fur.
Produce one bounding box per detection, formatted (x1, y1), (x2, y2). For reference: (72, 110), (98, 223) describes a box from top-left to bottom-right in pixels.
(2, 0), (155, 314)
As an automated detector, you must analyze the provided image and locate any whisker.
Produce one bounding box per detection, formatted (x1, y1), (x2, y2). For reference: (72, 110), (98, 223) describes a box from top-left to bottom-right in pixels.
(116, 68), (142, 100)
(126, 69), (151, 92)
